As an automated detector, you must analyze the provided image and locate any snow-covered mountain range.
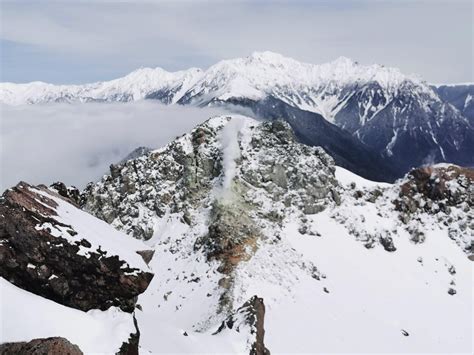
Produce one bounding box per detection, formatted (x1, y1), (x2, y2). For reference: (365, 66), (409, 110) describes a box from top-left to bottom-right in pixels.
(1, 116), (472, 353)
(1, 52), (473, 181)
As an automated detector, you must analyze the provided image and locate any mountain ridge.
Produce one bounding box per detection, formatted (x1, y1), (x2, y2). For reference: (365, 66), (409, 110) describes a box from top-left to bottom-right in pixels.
(0, 51), (429, 105)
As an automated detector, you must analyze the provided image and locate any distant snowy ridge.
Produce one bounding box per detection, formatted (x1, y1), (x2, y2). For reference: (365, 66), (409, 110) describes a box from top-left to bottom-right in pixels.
(431, 82), (474, 87)
(2, 52), (473, 181)
(0, 51), (428, 108)
(0, 66), (203, 105)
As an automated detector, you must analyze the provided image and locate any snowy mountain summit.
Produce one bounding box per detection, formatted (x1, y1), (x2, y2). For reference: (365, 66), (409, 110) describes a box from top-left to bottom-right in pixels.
(2, 52), (472, 181)
(2, 115), (470, 353)
(0, 51), (423, 106)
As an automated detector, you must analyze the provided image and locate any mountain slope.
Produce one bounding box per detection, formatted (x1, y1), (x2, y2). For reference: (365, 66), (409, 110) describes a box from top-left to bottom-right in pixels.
(432, 83), (474, 124)
(1, 116), (472, 353)
(79, 116), (472, 353)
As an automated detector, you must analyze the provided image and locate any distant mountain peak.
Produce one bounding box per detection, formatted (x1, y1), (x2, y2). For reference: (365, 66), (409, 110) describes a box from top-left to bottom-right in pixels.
(1, 52), (425, 106)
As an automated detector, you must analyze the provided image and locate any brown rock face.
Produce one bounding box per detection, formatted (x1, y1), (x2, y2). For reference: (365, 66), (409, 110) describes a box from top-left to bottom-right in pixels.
(249, 296), (270, 355)
(0, 337), (83, 355)
(0, 182), (153, 312)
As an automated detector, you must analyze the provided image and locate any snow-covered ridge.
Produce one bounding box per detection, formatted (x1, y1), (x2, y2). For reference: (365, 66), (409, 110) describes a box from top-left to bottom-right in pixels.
(0, 51), (428, 106)
(431, 82), (474, 87)
(0, 66), (203, 105)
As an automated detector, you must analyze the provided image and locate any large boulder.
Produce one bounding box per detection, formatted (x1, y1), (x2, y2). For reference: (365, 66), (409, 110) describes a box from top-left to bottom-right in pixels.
(0, 182), (154, 312)
(0, 337), (82, 355)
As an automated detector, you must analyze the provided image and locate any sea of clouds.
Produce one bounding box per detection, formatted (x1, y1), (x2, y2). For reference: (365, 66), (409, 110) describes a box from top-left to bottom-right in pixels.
(0, 102), (226, 191)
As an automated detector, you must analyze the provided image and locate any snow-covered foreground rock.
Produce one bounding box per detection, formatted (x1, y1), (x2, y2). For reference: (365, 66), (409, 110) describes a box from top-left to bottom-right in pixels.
(0, 183), (154, 353)
(79, 115), (472, 353)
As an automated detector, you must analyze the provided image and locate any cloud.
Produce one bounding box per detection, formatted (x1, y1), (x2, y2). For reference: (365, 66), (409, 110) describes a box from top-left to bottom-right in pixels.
(0, 0), (472, 83)
(0, 102), (226, 191)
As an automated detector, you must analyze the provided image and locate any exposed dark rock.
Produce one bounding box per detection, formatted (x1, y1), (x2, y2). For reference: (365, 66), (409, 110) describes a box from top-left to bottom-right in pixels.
(394, 165), (473, 253)
(380, 235), (397, 252)
(433, 84), (474, 124)
(0, 337), (82, 355)
(396, 165), (474, 213)
(0, 182), (153, 312)
(117, 315), (140, 355)
(214, 296), (270, 355)
(50, 181), (81, 206)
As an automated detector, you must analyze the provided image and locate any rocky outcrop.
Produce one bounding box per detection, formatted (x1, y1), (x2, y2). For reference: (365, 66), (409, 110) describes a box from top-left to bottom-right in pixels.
(0, 182), (153, 312)
(393, 165), (473, 253)
(82, 117), (338, 314)
(50, 181), (81, 206)
(214, 296), (270, 355)
(0, 337), (82, 355)
(82, 119), (224, 240)
(82, 118), (340, 240)
(397, 165), (474, 209)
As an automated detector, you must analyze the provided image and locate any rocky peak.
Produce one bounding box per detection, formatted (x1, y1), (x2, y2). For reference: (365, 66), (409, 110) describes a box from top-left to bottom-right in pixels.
(82, 116), (338, 317)
(83, 116), (340, 241)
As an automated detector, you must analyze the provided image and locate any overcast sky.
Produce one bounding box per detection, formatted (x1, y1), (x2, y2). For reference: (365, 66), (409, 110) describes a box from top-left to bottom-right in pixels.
(0, 0), (472, 84)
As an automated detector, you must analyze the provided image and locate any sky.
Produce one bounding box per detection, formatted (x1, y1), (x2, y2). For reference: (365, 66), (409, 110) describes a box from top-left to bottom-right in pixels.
(0, 0), (472, 84)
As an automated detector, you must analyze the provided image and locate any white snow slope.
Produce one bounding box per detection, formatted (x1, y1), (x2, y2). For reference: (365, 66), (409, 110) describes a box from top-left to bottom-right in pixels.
(33, 186), (151, 272)
(0, 278), (135, 354)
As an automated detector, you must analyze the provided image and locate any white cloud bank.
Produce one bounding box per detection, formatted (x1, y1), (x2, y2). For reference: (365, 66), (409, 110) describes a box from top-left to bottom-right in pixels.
(0, 102), (225, 191)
